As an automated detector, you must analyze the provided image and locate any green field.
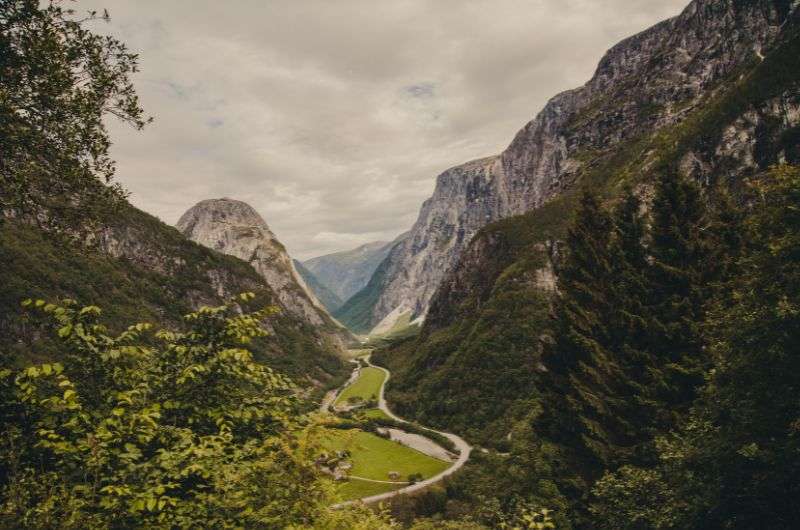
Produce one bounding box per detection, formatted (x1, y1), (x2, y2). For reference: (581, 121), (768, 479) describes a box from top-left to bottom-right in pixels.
(358, 408), (392, 420)
(336, 478), (404, 500)
(320, 429), (450, 500)
(334, 367), (386, 406)
(341, 348), (372, 360)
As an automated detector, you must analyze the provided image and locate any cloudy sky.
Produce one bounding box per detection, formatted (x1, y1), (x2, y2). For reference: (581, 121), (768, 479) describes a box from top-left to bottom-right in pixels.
(81, 0), (687, 260)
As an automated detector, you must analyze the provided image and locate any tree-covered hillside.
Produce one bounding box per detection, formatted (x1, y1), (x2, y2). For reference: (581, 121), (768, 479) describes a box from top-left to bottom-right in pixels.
(374, 8), (800, 527)
(0, 205), (347, 386)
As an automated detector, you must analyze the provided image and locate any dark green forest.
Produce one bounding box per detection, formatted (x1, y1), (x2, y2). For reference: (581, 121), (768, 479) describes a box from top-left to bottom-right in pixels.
(373, 9), (800, 526)
(376, 168), (800, 528)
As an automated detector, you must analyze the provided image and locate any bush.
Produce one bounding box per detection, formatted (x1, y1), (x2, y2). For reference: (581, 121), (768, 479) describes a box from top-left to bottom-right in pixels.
(0, 294), (336, 528)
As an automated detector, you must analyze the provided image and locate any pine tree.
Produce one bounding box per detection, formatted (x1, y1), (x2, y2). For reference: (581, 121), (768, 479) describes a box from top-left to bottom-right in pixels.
(605, 189), (657, 458)
(693, 165), (800, 527)
(591, 166), (800, 529)
(609, 189), (650, 380)
(644, 171), (709, 427)
(540, 190), (628, 473)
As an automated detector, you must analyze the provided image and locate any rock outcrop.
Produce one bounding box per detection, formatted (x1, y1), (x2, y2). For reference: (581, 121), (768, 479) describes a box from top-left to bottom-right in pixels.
(176, 198), (353, 346)
(342, 0), (800, 334)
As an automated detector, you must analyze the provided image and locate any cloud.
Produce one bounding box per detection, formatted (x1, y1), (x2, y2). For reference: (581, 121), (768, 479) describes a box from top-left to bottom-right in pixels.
(78, 0), (688, 259)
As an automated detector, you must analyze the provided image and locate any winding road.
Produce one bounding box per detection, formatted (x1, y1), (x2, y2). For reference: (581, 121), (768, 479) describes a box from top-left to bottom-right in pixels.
(331, 356), (472, 507)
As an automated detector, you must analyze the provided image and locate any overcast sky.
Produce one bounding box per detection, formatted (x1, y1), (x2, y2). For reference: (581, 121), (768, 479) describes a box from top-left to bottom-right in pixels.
(81, 0), (687, 260)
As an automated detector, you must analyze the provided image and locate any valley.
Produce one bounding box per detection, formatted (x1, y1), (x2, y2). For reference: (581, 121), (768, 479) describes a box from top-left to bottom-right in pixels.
(3, 0), (800, 527)
(320, 351), (471, 505)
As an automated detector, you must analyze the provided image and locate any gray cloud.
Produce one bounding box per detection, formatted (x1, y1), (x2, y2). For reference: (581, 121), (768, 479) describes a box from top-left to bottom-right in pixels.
(79, 0), (688, 259)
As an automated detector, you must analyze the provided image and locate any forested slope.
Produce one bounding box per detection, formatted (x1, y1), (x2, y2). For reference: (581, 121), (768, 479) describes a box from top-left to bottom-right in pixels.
(375, 2), (800, 526)
(1, 203), (347, 387)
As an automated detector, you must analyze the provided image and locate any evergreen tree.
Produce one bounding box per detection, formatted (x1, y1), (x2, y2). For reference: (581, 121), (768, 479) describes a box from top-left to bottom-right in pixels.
(686, 165), (800, 528)
(590, 166), (800, 529)
(608, 189), (650, 375)
(644, 172), (709, 427)
(539, 190), (627, 475)
(606, 189), (657, 459)
(701, 185), (745, 293)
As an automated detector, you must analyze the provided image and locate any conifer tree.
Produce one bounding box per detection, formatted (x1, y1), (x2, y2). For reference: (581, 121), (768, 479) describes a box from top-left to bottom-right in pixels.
(609, 189), (650, 378)
(540, 190), (627, 472)
(605, 189), (656, 457)
(591, 166), (800, 529)
(689, 165), (800, 527)
(644, 172), (709, 426)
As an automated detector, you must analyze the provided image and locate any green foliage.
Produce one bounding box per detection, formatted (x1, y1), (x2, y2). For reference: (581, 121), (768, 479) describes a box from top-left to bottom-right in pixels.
(588, 166), (800, 529)
(538, 190), (625, 473)
(0, 213), (346, 385)
(289, 504), (398, 530)
(498, 506), (556, 530)
(589, 466), (680, 529)
(0, 0), (151, 233)
(408, 518), (487, 530)
(0, 295), (342, 528)
(643, 172), (710, 420)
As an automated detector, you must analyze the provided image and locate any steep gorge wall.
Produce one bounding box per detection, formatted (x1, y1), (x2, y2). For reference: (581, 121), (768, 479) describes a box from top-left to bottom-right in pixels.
(345, 0), (797, 334)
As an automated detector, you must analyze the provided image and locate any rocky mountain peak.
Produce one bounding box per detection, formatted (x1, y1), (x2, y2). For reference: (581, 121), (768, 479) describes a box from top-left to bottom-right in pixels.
(177, 198), (353, 346)
(177, 198), (280, 252)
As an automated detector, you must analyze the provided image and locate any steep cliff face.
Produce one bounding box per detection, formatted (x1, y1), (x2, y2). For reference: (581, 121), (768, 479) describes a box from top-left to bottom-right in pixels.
(376, 0), (800, 442)
(350, 0), (798, 334)
(176, 198), (353, 347)
(302, 239), (398, 305)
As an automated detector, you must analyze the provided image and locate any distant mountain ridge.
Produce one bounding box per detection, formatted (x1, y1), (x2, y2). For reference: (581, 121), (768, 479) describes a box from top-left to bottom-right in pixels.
(293, 259), (343, 313)
(303, 237), (403, 307)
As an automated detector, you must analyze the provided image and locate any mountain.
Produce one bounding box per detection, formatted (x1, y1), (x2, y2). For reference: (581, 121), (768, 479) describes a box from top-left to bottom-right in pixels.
(176, 198), (354, 348)
(0, 202), (348, 386)
(342, 0), (800, 335)
(373, 0), (800, 522)
(293, 259), (344, 313)
(302, 239), (399, 306)
(335, 158), (501, 333)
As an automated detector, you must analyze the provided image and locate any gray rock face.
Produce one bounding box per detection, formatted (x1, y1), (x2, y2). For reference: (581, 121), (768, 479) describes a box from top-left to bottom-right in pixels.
(357, 0), (798, 332)
(176, 198), (352, 344)
(370, 156), (504, 324)
(303, 239), (398, 304)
